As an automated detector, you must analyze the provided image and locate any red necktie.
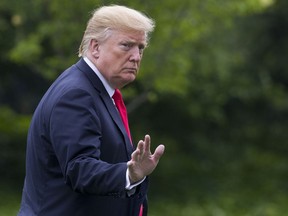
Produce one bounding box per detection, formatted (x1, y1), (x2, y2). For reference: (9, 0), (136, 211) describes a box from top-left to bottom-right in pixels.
(113, 89), (143, 216)
(112, 89), (132, 142)
(139, 205), (143, 216)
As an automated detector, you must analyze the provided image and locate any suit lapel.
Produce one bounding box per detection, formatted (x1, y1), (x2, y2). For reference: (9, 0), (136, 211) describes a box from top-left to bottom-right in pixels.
(75, 59), (134, 155)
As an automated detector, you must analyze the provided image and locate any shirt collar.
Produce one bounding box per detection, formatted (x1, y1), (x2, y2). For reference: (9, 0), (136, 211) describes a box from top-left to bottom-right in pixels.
(83, 57), (115, 97)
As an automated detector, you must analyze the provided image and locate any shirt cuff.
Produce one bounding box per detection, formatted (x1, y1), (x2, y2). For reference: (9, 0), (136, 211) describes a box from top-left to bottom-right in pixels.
(125, 169), (146, 190)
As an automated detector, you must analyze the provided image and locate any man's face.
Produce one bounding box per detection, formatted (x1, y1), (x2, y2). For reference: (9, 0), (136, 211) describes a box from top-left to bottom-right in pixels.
(92, 30), (147, 89)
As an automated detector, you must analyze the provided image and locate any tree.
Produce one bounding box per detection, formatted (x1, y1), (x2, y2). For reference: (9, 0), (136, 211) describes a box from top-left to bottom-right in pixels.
(1, 0), (288, 214)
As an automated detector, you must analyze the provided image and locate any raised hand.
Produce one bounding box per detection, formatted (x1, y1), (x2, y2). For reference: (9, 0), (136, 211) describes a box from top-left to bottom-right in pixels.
(127, 134), (165, 183)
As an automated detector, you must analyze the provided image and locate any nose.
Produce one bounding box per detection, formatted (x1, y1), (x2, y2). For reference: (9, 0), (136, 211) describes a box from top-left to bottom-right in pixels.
(129, 46), (142, 62)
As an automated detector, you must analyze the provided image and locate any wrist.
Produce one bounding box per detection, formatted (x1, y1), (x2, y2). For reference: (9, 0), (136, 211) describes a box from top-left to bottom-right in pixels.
(128, 171), (140, 184)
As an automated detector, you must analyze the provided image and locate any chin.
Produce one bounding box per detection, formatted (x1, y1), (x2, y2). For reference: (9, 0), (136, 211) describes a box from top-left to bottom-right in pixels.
(127, 74), (136, 81)
(120, 78), (136, 88)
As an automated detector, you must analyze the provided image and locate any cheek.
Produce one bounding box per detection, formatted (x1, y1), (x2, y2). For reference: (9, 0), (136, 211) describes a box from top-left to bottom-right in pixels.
(100, 54), (114, 68)
(113, 56), (129, 67)
(100, 51), (128, 72)
(105, 52), (121, 63)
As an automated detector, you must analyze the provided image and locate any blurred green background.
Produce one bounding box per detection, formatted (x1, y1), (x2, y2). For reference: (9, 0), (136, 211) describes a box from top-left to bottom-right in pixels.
(1, 0), (288, 215)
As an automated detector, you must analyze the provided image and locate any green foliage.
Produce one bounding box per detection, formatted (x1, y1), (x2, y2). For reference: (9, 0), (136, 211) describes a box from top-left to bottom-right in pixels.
(0, 106), (29, 138)
(149, 196), (288, 216)
(0, 186), (21, 215)
(1, 0), (288, 214)
(0, 107), (29, 186)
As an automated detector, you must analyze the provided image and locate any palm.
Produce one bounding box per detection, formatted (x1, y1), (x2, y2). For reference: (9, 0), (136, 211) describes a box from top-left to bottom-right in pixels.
(127, 135), (165, 183)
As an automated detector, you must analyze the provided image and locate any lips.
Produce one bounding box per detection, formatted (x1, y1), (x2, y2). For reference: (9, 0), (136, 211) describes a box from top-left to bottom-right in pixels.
(124, 68), (137, 74)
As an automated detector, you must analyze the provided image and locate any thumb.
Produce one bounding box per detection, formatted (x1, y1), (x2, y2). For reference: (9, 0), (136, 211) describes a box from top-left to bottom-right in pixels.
(153, 144), (165, 161)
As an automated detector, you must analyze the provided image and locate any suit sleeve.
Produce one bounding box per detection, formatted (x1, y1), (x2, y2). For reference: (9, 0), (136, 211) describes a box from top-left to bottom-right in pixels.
(49, 88), (127, 195)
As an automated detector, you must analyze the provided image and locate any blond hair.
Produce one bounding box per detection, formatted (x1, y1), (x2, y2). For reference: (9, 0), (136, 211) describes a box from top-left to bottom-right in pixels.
(78, 5), (155, 57)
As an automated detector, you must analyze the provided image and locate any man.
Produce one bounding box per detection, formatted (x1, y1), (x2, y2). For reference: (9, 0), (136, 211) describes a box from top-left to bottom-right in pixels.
(18, 5), (165, 216)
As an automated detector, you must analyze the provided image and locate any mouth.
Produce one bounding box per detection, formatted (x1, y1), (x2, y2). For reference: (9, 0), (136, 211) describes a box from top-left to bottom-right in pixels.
(124, 68), (137, 74)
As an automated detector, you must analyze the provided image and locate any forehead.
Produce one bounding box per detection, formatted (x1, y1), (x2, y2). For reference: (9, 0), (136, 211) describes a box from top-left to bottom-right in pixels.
(109, 30), (147, 44)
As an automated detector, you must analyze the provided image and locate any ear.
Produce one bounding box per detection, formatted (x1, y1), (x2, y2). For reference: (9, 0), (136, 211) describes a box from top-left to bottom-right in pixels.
(89, 39), (100, 58)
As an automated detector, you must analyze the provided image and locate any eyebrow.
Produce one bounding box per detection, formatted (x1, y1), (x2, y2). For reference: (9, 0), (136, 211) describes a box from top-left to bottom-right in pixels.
(123, 40), (146, 48)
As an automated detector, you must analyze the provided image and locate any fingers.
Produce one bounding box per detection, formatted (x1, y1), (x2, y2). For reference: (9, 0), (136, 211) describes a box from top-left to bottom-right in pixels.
(130, 149), (139, 162)
(128, 135), (165, 182)
(131, 139), (145, 162)
(133, 135), (165, 162)
(138, 139), (144, 155)
(144, 135), (151, 152)
(137, 135), (164, 159)
(153, 144), (165, 161)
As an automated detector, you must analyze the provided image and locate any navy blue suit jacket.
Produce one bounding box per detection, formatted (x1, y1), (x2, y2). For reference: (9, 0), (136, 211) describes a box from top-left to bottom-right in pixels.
(18, 58), (148, 216)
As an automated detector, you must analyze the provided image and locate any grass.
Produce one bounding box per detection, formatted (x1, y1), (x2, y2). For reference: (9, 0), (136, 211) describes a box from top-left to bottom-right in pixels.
(2, 186), (288, 216)
(0, 186), (21, 216)
(148, 192), (288, 216)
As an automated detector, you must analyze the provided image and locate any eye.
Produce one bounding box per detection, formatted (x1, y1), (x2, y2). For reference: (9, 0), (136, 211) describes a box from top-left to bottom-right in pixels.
(120, 42), (145, 54)
(139, 44), (145, 54)
(120, 42), (132, 50)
